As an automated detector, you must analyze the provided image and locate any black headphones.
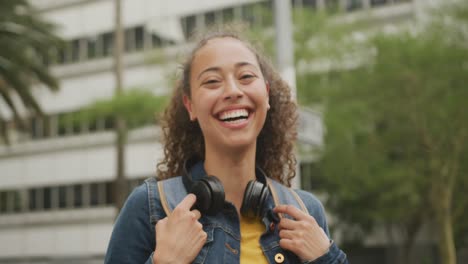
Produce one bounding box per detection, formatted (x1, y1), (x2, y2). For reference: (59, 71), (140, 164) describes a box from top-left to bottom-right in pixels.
(182, 159), (270, 217)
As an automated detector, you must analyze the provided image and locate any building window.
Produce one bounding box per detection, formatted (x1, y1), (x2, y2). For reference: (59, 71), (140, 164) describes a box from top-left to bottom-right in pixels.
(293, 0), (319, 8)
(57, 113), (68, 136)
(102, 32), (114, 57)
(135, 26), (145, 50)
(0, 179), (151, 215)
(0, 121), (6, 144)
(303, 0), (319, 8)
(50, 187), (58, 209)
(221, 7), (234, 23)
(125, 26), (146, 52)
(106, 182), (113, 205)
(202, 10), (215, 26)
(125, 27), (135, 52)
(12, 191), (23, 212)
(87, 36), (99, 59)
(28, 189), (36, 211)
(58, 186), (68, 209)
(241, 4), (255, 25)
(82, 183), (90, 207)
(57, 113), (77, 136)
(151, 33), (163, 48)
(347, 0), (364, 10)
(257, 1), (273, 27)
(57, 43), (70, 64)
(28, 115), (54, 139)
(371, 0), (386, 6)
(28, 188), (42, 211)
(371, 0), (403, 6)
(240, 2), (273, 27)
(0, 191), (7, 213)
(90, 183), (101, 206)
(43, 116), (52, 138)
(181, 15), (197, 40)
(71, 39), (81, 62)
(0, 191), (24, 213)
(55, 111), (101, 137)
(30, 116), (43, 139)
(43, 187), (52, 210)
(49, 23), (186, 66)
(73, 184), (83, 207)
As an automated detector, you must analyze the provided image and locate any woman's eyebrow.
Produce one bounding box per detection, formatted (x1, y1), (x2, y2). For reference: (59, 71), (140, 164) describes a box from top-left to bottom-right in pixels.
(197, 62), (258, 80)
(197, 67), (221, 80)
(235, 61), (257, 69)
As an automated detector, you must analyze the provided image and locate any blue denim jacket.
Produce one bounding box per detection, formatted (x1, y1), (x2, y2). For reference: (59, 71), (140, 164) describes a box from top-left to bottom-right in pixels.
(105, 162), (348, 264)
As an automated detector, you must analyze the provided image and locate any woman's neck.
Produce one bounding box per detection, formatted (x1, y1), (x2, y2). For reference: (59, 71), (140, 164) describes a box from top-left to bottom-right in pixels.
(204, 144), (257, 213)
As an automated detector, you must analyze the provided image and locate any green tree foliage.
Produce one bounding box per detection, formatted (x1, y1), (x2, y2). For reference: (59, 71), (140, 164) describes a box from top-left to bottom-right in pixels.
(0, 0), (62, 141)
(299, 2), (468, 263)
(76, 90), (168, 130)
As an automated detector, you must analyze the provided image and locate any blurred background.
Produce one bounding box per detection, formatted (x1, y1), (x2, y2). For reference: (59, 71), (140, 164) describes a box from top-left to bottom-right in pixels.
(0, 0), (467, 263)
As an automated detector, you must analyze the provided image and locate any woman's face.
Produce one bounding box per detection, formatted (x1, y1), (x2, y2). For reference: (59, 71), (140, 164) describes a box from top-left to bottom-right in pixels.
(183, 37), (270, 153)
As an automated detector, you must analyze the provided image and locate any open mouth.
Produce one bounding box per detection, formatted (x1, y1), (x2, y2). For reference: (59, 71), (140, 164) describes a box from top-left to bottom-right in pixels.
(217, 109), (250, 124)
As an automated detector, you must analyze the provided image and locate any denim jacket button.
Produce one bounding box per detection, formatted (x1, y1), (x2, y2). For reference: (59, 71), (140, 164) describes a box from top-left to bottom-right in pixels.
(274, 253), (284, 263)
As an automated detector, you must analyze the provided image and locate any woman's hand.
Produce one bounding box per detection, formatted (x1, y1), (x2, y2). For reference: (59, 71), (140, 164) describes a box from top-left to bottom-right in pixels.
(153, 194), (206, 264)
(274, 205), (331, 262)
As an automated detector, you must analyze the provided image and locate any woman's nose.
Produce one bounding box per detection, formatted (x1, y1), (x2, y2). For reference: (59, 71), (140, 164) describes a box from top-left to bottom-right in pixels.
(223, 79), (243, 100)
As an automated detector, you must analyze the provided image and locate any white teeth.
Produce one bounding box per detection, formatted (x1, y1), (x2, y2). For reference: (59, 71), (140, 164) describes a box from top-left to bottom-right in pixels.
(219, 109), (249, 121)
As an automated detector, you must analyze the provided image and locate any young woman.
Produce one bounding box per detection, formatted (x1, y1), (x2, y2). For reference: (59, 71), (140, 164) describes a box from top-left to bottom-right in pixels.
(105, 31), (348, 264)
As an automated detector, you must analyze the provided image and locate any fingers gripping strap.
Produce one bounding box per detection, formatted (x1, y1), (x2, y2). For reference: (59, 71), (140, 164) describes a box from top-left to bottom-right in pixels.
(266, 178), (309, 217)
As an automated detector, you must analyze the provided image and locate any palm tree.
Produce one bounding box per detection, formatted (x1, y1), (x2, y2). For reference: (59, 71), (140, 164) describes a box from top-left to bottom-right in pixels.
(0, 0), (62, 143)
(112, 0), (128, 213)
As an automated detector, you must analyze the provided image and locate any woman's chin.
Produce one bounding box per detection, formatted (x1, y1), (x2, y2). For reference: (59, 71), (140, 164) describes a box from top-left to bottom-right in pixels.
(219, 138), (257, 153)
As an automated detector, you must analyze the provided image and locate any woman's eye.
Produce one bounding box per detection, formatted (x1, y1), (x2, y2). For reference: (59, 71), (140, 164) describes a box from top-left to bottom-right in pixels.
(241, 74), (255, 80)
(204, 79), (219, 84)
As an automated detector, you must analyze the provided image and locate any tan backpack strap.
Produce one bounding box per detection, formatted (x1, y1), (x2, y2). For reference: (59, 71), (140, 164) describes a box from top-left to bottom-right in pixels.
(266, 178), (308, 215)
(157, 181), (172, 216)
(288, 188), (309, 214)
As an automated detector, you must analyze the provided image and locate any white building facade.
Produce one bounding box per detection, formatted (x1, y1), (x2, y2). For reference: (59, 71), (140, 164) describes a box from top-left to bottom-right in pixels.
(0, 0), (416, 263)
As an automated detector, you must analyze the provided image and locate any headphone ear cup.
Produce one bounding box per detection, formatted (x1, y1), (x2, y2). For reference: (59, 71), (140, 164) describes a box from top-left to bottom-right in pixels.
(257, 183), (269, 216)
(190, 176), (225, 216)
(241, 180), (269, 218)
(205, 176), (225, 215)
(190, 180), (212, 214)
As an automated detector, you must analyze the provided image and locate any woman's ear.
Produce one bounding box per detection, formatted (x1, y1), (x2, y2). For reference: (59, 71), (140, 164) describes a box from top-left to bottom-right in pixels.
(183, 94), (197, 121)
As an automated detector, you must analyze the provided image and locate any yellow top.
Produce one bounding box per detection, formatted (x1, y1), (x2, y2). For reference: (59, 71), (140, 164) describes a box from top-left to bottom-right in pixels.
(240, 216), (269, 264)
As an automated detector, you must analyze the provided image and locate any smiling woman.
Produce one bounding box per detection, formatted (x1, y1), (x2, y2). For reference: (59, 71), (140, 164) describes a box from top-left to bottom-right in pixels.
(104, 30), (348, 264)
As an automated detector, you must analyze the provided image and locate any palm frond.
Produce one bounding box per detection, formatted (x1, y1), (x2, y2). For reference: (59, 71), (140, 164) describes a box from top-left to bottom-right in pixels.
(0, 0), (62, 144)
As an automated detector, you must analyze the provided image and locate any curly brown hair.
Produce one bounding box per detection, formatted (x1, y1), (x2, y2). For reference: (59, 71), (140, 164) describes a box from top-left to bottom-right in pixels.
(156, 30), (298, 186)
